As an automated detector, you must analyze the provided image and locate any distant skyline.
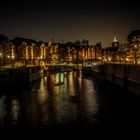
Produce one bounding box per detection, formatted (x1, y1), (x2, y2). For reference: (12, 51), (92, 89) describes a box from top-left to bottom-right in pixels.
(0, 0), (140, 47)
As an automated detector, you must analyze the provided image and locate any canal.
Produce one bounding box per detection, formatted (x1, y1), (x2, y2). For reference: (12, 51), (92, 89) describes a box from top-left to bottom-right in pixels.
(0, 70), (139, 135)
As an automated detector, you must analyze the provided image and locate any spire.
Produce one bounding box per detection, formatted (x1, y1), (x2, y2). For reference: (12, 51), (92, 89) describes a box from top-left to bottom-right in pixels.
(113, 36), (118, 42)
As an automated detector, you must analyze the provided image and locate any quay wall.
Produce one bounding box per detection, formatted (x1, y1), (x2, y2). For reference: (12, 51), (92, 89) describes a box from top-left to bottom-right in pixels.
(82, 64), (140, 95)
(0, 66), (42, 93)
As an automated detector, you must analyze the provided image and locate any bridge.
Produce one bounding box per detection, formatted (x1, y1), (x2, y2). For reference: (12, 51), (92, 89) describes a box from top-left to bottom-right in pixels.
(43, 63), (82, 73)
(40, 50), (84, 72)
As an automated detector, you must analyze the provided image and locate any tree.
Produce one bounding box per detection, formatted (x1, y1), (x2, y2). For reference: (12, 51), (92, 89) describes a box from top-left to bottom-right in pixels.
(127, 30), (140, 64)
(118, 43), (130, 63)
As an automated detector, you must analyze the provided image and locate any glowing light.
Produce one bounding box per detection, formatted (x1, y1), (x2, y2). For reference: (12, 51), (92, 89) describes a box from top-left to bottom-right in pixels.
(113, 37), (118, 42)
(11, 99), (20, 124)
(38, 79), (48, 104)
(12, 55), (15, 59)
(108, 57), (111, 61)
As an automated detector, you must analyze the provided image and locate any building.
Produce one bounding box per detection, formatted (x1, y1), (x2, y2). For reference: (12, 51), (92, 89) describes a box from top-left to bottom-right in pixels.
(0, 35), (16, 66)
(112, 37), (119, 48)
(127, 30), (140, 64)
(0, 35), (104, 65)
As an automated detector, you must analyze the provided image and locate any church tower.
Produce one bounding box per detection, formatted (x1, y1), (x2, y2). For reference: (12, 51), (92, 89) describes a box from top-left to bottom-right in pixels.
(112, 37), (119, 48)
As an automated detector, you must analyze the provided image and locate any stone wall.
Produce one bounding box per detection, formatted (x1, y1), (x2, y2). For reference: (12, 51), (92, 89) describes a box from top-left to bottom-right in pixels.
(82, 64), (140, 95)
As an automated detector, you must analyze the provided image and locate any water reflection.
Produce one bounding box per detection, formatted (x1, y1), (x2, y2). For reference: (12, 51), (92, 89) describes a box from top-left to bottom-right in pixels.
(0, 70), (99, 128)
(0, 70), (139, 134)
(10, 99), (20, 125)
(0, 95), (7, 126)
(38, 79), (48, 104)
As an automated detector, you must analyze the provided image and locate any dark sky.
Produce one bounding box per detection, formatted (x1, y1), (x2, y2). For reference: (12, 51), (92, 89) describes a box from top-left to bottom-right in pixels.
(0, 0), (140, 47)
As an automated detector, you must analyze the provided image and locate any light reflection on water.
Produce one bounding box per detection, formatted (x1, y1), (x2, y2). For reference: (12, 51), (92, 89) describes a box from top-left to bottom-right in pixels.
(0, 95), (7, 126)
(1, 70), (98, 128)
(38, 71), (98, 127)
(10, 99), (20, 125)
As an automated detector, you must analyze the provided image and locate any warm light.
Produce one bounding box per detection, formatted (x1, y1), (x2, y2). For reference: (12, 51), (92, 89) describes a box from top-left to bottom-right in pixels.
(116, 56), (119, 60)
(12, 55), (15, 59)
(108, 57), (111, 61)
(11, 99), (20, 123)
(113, 37), (118, 42)
(31, 46), (34, 59)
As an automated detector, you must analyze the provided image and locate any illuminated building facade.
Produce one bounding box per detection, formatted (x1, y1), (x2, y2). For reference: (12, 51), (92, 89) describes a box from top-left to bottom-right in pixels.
(0, 35), (16, 66)
(1, 32), (140, 66)
(102, 37), (120, 63)
(127, 30), (140, 64)
(0, 36), (104, 66)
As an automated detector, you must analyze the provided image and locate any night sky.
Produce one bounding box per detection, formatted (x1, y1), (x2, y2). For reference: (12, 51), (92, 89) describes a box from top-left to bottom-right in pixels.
(0, 0), (140, 47)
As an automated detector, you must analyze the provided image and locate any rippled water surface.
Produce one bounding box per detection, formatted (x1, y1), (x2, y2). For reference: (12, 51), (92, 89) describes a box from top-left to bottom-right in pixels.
(0, 71), (98, 128)
(0, 70), (139, 133)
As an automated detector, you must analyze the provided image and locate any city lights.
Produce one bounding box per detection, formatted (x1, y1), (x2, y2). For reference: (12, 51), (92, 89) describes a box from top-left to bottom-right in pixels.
(0, 34), (140, 66)
(0, 0), (140, 132)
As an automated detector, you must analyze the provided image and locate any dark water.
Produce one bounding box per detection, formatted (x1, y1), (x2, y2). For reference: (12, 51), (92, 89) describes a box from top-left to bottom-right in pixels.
(0, 70), (139, 135)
